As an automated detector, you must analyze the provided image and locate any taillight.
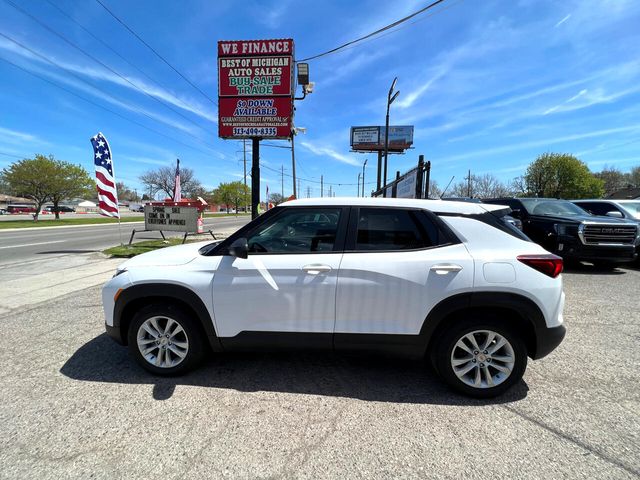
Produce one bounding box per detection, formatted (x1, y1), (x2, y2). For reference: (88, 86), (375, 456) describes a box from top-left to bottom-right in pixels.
(517, 254), (563, 278)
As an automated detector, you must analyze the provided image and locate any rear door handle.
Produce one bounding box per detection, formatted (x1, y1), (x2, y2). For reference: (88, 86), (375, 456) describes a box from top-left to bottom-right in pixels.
(430, 264), (463, 274)
(302, 264), (332, 274)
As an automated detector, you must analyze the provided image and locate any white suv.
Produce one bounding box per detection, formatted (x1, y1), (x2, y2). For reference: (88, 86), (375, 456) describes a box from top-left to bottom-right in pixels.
(102, 198), (566, 398)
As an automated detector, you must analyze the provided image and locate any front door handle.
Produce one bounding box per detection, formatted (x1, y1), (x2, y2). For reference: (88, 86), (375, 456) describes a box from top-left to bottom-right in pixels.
(430, 264), (463, 274)
(302, 264), (332, 274)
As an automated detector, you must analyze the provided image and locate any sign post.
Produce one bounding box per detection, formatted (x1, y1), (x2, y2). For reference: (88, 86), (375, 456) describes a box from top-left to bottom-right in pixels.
(218, 39), (295, 218)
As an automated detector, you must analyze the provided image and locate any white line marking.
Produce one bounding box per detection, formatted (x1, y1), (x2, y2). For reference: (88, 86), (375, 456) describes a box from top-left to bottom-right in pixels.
(0, 240), (66, 249)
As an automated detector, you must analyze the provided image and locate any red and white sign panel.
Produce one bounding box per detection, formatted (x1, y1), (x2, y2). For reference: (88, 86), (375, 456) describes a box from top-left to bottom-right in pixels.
(218, 97), (292, 138)
(218, 39), (294, 139)
(218, 56), (292, 96)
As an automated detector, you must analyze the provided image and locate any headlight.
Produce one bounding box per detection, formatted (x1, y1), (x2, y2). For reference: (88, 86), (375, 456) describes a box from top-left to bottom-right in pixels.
(113, 267), (127, 278)
(554, 224), (570, 235)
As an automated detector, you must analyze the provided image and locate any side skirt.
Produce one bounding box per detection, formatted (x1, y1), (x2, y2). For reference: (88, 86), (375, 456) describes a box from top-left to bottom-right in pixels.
(219, 331), (426, 357)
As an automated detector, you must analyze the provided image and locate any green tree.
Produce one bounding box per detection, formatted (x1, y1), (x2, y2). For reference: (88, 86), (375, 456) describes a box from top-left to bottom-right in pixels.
(2, 154), (59, 220)
(212, 181), (250, 213)
(49, 160), (94, 219)
(524, 153), (604, 199)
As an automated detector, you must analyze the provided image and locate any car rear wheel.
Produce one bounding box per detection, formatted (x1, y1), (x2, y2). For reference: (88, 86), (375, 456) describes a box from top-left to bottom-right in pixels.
(434, 319), (527, 398)
(127, 304), (205, 375)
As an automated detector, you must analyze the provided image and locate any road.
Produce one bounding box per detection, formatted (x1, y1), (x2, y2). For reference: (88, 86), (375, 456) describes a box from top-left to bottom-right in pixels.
(0, 263), (638, 479)
(0, 216), (250, 266)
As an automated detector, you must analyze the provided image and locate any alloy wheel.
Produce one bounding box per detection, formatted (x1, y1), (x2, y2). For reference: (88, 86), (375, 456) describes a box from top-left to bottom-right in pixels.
(136, 316), (189, 369)
(450, 329), (515, 389)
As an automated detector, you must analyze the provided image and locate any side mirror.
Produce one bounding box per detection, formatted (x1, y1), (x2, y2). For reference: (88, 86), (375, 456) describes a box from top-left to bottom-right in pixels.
(510, 209), (522, 219)
(228, 237), (248, 259)
(605, 211), (623, 218)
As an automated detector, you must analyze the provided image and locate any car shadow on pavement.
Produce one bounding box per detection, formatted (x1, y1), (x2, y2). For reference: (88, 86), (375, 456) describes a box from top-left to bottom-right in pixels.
(61, 333), (529, 406)
(563, 262), (628, 275)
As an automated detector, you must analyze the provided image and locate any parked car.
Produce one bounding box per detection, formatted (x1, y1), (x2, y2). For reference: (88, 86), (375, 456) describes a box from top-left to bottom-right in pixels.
(102, 198), (566, 398)
(484, 198), (639, 267)
(0, 208), (7, 215)
(6, 205), (36, 214)
(43, 205), (75, 213)
(571, 199), (640, 222)
(572, 199), (640, 261)
(441, 197), (523, 231)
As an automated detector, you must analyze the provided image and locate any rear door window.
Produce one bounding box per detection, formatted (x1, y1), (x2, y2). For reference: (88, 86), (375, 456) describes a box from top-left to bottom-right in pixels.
(353, 208), (435, 251)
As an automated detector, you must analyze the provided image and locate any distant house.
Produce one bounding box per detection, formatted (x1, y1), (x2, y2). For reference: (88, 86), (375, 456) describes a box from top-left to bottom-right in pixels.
(607, 187), (640, 199)
(0, 194), (34, 210)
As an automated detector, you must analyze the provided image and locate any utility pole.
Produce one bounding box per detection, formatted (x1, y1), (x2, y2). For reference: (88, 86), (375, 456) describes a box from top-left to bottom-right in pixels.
(291, 134), (297, 198)
(306, 185), (311, 198)
(328, 185), (332, 198)
(384, 77), (400, 192)
(467, 169), (471, 198)
(281, 165), (284, 199)
(251, 139), (260, 220)
(297, 178), (301, 197)
(362, 158), (368, 198)
(243, 139), (247, 213)
(320, 175), (324, 197)
(357, 173), (362, 197)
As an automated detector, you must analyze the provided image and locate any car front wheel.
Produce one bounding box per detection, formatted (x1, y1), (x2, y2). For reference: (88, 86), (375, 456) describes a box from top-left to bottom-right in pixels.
(435, 319), (527, 398)
(127, 304), (205, 375)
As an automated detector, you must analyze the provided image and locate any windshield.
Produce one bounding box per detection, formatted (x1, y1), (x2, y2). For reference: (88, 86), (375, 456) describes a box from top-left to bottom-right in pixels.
(520, 199), (588, 216)
(619, 202), (640, 219)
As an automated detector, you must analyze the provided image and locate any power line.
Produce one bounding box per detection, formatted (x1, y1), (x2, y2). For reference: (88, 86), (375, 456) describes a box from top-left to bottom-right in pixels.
(0, 151), (25, 159)
(261, 163), (375, 187)
(42, 0), (197, 118)
(0, 54), (223, 159)
(298, 0), (447, 62)
(0, 32), (222, 155)
(3, 0), (211, 133)
(94, 0), (217, 106)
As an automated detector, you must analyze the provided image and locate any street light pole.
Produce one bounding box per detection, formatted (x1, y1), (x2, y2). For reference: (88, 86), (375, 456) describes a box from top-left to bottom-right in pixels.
(362, 158), (368, 197)
(357, 172), (362, 197)
(383, 77), (400, 195)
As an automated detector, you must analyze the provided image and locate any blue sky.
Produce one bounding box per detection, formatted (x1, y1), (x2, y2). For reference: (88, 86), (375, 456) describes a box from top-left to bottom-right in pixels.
(1, 0), (639, 198)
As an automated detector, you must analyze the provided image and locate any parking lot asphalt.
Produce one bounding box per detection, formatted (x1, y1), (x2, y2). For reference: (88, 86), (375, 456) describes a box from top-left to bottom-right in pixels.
(0, 264), (638, 479)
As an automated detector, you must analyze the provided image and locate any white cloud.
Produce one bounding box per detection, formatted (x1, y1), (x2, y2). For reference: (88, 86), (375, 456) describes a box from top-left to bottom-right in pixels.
(299, 141), (360, 166)
(439, 125), (640, 164)
(0, 36), (215, 125)
(0, 126), (43, 145)
(554, 14), (572, 28)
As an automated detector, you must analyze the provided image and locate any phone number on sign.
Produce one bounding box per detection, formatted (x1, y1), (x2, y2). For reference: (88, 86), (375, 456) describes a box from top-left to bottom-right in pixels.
(232, 127), (277, 136)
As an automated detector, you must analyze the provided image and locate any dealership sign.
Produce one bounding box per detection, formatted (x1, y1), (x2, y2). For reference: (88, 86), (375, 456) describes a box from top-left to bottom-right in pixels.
(351, 126), (414, 152)
(218, 39), (294, 139)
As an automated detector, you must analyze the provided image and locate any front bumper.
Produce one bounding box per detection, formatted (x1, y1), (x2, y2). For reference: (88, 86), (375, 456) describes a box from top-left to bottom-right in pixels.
(105, 323), (124, 345)
(533, 324), (566, 359)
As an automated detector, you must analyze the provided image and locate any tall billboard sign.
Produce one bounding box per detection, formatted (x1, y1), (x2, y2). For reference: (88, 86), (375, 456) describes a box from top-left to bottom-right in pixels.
(350, 126), (414, 152)
(218, 39), (294, 139)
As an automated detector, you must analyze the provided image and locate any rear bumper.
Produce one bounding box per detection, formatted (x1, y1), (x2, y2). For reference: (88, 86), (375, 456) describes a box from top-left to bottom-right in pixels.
(533, 324), (566, 360)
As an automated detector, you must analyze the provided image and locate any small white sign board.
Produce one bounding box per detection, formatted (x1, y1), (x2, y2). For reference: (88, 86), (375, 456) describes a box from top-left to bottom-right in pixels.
(144, 205), (198, 232)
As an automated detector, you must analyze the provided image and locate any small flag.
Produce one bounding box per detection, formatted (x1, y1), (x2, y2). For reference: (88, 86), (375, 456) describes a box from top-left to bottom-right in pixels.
(174, 158), (181, 201)
(90, 132), (119, 218)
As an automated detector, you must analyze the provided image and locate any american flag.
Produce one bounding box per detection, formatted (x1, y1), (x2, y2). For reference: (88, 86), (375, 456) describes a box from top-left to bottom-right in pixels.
(90, 132), (119, 218)
(174, 158), (181, 201)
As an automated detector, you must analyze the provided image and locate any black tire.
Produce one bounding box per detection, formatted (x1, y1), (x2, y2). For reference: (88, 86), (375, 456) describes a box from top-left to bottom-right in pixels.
(127, 303), (206, 376)
(433, 318), (527, 398)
